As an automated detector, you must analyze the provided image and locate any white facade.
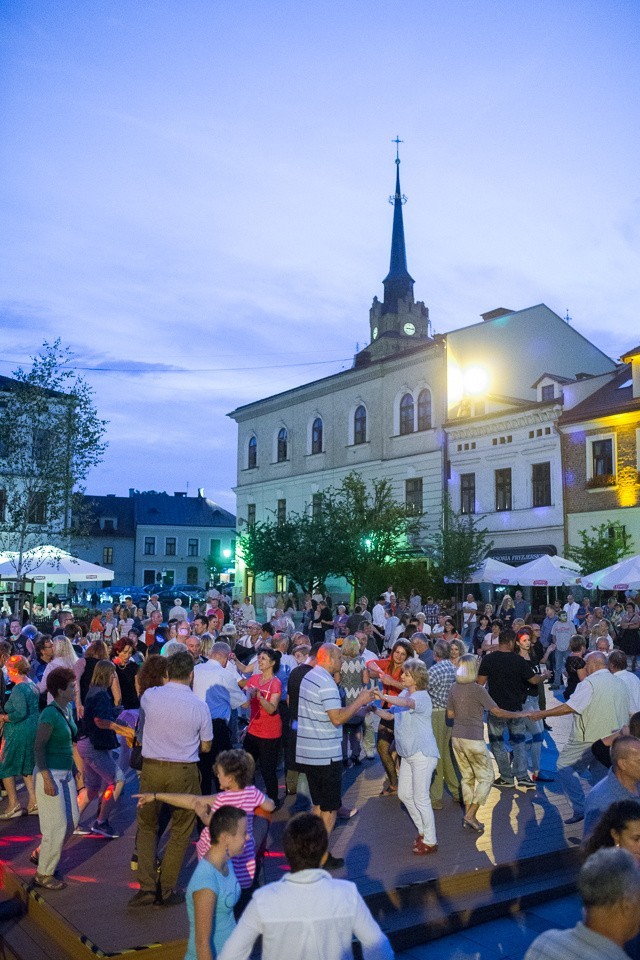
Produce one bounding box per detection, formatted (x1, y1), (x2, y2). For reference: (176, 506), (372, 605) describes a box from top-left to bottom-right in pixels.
(134, 523), (236, 587)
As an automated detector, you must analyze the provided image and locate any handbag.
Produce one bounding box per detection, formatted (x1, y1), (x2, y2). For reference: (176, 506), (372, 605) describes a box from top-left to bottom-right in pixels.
(129, 717), (143, 771)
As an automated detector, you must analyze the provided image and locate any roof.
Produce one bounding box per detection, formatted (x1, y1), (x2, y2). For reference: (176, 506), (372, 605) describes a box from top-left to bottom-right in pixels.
(621, 346), (640, 362)
(82, 495), (135, 538)
(133, 493), (235, 528)
(558, 364), (640, 425)
(531, 373), (575, 388)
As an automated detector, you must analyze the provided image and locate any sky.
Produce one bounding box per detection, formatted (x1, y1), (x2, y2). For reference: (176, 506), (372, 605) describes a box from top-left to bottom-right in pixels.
(1, 0), (639, 514)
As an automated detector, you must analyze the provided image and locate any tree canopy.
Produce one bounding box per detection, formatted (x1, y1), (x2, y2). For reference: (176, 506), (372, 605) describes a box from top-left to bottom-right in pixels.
(431, 495), (493, 585)
(239, 471), (422, 594)
(0, 340), (108, 580)
(566, 521), (633, 575)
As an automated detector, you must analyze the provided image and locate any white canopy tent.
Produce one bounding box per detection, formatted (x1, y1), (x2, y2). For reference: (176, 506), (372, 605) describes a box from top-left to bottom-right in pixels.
(446, 557), (517, 585)
(581, 554), (640, 592)
(0, 546), (114, 607)
(504, 554), (582, 588)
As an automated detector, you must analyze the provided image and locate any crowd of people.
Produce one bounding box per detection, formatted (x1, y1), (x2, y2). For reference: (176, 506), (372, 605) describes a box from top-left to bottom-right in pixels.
(1, 583), (640, 958)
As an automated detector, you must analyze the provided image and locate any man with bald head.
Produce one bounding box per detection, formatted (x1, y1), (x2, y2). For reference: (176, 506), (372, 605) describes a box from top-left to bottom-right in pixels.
(296, 643), (377, 869)
(584, 735), (640, 836)
(529, 651), (630, 824)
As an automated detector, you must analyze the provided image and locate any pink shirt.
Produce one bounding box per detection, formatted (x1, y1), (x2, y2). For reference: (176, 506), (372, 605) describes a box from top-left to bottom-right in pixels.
(195, 785), (266, 888)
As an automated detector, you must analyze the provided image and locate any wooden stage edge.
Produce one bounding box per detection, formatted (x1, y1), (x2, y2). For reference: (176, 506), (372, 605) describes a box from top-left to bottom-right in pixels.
(1, 843), (581, 959)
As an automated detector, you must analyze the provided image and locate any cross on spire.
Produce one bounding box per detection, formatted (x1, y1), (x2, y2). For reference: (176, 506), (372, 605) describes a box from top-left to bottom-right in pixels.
(393, 135), (403, 163)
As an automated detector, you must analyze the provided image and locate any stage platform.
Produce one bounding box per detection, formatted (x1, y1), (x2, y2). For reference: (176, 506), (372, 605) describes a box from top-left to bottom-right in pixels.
(0, 708), (582, 959)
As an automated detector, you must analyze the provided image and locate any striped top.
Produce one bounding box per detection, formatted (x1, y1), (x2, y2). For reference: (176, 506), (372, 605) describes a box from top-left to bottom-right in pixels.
(296, 665), (342, 765)
(195, 784), (266, 889)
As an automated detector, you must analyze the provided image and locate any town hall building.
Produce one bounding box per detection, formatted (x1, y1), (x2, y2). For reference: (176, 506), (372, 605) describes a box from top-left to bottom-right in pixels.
(229, 153), (619, 600)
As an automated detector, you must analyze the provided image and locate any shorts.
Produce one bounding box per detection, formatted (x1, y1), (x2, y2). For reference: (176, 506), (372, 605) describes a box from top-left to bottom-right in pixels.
(77, 737), (124, 793)
(298, 760), (343, 812)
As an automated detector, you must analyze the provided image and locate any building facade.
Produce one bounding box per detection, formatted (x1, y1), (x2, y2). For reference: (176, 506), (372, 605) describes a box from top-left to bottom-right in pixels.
(72, 490), (236, 589)
(229, 155), (620, 600)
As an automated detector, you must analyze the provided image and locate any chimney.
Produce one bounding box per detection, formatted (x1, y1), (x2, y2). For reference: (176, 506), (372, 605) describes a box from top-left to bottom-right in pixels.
(198, 487), (205, 498)
(621, 347), (640, 399)
(480, 308), (514, 322)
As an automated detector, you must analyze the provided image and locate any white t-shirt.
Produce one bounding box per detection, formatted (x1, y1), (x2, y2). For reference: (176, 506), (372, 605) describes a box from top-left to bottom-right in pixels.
(462, 601), (478, 626)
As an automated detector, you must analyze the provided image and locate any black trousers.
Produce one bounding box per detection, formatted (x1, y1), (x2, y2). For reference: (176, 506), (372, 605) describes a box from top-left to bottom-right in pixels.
(198, 718), (232, 796)
(243, 732), (281, 803)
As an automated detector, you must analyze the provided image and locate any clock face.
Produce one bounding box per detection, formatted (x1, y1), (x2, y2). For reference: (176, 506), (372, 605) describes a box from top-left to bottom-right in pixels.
(404, 322), (416, 336)
(372, 326), (378, 340)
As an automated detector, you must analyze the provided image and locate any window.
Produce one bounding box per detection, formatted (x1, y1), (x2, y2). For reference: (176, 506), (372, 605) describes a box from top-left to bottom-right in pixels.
(532, 462), (552, 507)
(311, 418), (323, 454)
(103, 547), (113, 565)
(144, 536), (156, 556)
(186, 566), (198, 585)
(541, 384), (555, 401)
(399, 393), (414, 435)
(230, 539), (236, 557)
(247, 436), (257, 469)
(28, 493), (47, 524)
(354, 405), (367, 445)
(495, 468), (512, 512)
(32, 428), (49, 465)
(277, 498), (286, 524)
(143, 569), (156, 585)
(247, 504), (256, 528)
(165, 537), (176, 556)
(312, 493), (322, 519)
(417, 389), (432, 431)
(277, 427), (288, 462)
(405, 477), (423, 514)
(592, 439), (614, 477)
(460, 473), (476, 515)
(0, 488), (6, 523)
(188, 538), (199, 557)
(210, 538), (221, 559)
(164, 570), (175, 587)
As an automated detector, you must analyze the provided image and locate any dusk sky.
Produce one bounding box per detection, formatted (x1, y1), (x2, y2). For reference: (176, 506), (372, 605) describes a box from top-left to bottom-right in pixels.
(1, 1), (639, 514)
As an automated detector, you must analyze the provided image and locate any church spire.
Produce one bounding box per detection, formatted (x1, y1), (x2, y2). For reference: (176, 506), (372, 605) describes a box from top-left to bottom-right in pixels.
(382, 137), (414, 314)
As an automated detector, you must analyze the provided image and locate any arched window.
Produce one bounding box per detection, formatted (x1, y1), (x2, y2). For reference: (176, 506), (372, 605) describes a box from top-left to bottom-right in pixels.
(247, 435), (257, 469)
(311, 417), (323, 454)
(417, 389), (432, 431)
(399, 393), (414, 435)
(277, 427), (288, 462)
(353, 405), (367, 445)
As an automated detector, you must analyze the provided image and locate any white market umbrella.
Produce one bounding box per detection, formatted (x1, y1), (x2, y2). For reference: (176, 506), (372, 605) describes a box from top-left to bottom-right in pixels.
(0, 546), (114, 607)
(446, 557), (517, 585)
(581, 555), (640, 591)
(505, 554), (581, 587)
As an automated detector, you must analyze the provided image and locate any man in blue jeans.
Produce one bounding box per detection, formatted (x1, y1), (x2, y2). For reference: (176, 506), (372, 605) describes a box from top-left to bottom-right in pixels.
(478, 630), (551, 790)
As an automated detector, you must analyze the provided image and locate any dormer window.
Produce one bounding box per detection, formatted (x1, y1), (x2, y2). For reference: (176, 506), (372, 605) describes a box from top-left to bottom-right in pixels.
(541, 384), (555, 402)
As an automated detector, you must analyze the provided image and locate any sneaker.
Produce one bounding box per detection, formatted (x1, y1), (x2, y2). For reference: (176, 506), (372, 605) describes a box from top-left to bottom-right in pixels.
(128, 889), (157, 908)
(493, 777), (515, 788)
(324, 852), (345, 870)
(73, 824), (92, 836)
(91, 820), (119, 839)
(517, 777), (537, 790)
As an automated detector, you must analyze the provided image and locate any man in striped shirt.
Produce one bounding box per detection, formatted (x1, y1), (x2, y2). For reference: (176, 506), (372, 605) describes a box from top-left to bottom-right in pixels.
(296, 643), (376, 869)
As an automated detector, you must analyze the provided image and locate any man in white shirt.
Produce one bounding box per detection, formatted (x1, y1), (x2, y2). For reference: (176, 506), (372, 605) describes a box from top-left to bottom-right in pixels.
(462, 594), (477, 649)
(193, 641), (245, 791)
(131, 652), (212, 907)
(609, 650), (640, 716)
(240, 595), (255, 621)
(168, 597), (188, 622)
(564, 593), (580, 625)
(218, 813), (393, 960)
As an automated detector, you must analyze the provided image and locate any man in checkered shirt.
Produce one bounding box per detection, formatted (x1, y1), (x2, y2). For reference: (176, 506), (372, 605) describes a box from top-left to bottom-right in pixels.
(427, 640), (461, 806)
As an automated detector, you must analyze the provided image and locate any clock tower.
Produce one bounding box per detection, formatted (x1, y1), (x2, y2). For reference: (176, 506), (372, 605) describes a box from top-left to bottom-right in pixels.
(357, 143), (431, 364)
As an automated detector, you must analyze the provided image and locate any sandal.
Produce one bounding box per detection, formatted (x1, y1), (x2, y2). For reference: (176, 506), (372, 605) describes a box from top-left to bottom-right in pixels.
(0, 804), (24, 820)
(34, 874), (66, 890)
(379, 786), (397, 796)
(27, 805), (39, 815)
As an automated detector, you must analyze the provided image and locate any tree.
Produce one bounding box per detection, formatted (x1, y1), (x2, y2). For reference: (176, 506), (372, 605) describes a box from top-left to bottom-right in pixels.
(0, 340), (108, 583)
(566, 521), (633, 574)
(239, 509), (336, 595)
(239, 472), (422, 596)
(324, 473), (423, 594)
(431, 495), (493, 586)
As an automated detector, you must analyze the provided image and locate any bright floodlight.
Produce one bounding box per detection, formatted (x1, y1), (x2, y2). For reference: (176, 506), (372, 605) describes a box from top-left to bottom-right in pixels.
(463, 366), (490, 396)
(222, 548), (232, 558)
